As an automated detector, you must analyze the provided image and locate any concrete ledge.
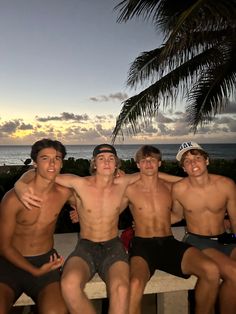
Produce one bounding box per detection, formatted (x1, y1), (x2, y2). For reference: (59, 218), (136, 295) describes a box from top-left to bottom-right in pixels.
(14, 227), (196, 310)
(83, 270), (196, 299)
(14, 270), (196, 304)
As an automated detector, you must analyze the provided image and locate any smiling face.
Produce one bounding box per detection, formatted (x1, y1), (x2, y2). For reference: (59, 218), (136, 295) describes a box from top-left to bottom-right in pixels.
(35, 147), (63, 181)
(182, 151), (209, 177)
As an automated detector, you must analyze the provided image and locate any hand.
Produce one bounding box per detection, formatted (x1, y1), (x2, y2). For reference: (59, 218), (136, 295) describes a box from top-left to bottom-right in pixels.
(35, 253), (64, 276)
(18, 186), (42, 210)
(69, 209), (79, 223)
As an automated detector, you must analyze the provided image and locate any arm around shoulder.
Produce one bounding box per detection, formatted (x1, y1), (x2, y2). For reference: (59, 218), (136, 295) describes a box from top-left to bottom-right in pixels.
(171, 182), (185, 224)
(14, 169), (41, 209)
(55, 173), (82, 191)
(15, 168), (36, 191)
(159, 171), (183, 183)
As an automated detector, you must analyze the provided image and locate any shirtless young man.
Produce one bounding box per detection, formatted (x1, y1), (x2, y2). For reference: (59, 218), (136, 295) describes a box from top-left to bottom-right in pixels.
(172, 141), (236, 314)
(124, 145), (220, 314)
(15, 143), (181, 314)
(0, 139), (75, 314)
(58, 144), (131, 314)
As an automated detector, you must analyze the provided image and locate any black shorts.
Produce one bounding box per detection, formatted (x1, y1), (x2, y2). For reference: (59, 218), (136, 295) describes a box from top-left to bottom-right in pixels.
(0, 248), (61, 302)
(184, 232), (236, 256)
(65, 237), (129, 281)
(130, 236), (192, 278)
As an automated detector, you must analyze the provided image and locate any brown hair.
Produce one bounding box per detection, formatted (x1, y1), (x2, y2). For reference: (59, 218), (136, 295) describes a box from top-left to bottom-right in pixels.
(30, 138), (66, 162)
(180, 149), (209, 166)
(135, 145), (162, 163)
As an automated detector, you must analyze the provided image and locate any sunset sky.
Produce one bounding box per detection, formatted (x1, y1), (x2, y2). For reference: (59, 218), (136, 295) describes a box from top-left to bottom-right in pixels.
(0, 0), (235, 145)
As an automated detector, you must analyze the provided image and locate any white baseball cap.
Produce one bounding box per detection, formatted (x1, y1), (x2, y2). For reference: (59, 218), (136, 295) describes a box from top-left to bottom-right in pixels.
(176, 142), (205, 161)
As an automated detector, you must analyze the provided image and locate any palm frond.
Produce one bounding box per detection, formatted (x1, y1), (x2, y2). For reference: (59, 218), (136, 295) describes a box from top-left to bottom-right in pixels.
(111, 89), (159, 142)
(112, 42), (236, 141)
(159, 0), (236, 60)
(115, 0), (161, 23)
(113, 0), (236, 139)
(187, 47), (236, 131)
(126, 47), (163, 88)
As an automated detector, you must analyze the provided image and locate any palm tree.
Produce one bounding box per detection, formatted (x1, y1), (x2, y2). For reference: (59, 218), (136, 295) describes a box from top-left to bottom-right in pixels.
(112, 0), (236, 141)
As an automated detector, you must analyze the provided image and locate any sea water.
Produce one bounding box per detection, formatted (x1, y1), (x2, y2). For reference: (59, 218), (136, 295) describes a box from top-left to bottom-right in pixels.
(0, 143), (235, 166)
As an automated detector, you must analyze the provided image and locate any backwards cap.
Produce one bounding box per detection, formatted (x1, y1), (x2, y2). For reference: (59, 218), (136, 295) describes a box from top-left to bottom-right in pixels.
(93, 144), (117, 157)
(176, 141), (205, 161)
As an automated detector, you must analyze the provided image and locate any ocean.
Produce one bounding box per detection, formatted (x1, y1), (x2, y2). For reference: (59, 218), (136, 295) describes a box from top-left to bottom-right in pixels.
(0, 143), (235, 166)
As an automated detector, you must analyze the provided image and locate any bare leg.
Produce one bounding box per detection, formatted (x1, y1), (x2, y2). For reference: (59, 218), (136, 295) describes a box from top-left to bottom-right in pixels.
(0, 283), (15, 314)
(129, 257), (150, 314)
(106, 261), (129, 314)
(37, 281), (68, 314)
(61, 257), (95, 314)
(181, 247), (220, 314)
(203, 247), (236, 314)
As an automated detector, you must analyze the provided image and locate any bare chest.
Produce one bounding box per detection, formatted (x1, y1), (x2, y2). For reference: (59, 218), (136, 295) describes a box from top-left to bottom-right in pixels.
(16, 193), (65, 227)
(183, 189), (227, 214)
(130, 185), (172, 216)
(80, 184), (124, 210)
(16, 206), (59, 228)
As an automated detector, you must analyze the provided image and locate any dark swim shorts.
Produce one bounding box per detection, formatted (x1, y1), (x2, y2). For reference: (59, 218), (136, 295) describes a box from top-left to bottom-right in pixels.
(130, 235), (192, 278)
(184, 232), (236, 256)
(65, 236), (129, 281)
(0, 248), (61, 302)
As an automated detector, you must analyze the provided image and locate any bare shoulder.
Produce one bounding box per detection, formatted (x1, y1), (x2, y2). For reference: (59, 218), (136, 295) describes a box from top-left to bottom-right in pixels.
(1, 188), (22, 211)
(84, 175), (95, 184)
(2, 188), (18, 202)
(124, 178), (141, 196)
(55, 183), (73, 196)
(172, 177), (189, 190)
(114, 172), (139, 186)
(160, 178), (173, 191)
(211, 174), (235, 188)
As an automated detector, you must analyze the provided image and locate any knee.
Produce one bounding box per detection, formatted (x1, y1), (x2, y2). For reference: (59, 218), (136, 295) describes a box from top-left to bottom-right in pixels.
(223, 264), (236, 283)
(61, 272), (84, 296)
(61, 273), (73, 294)
(201, 261), (220, 284)
(130, 276), (145, 295)
(110, 277), (129, 298)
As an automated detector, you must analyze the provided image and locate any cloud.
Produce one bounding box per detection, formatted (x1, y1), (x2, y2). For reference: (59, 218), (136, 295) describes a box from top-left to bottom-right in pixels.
(0, 120), (21, 133)
(0, 107), (235, 145)
(90, 92), (128, 102)
(18, 123), (34, 130)
(95, 115), (109, 123)
(36, 112), (90, 122)
(94, 115), (115, 124)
